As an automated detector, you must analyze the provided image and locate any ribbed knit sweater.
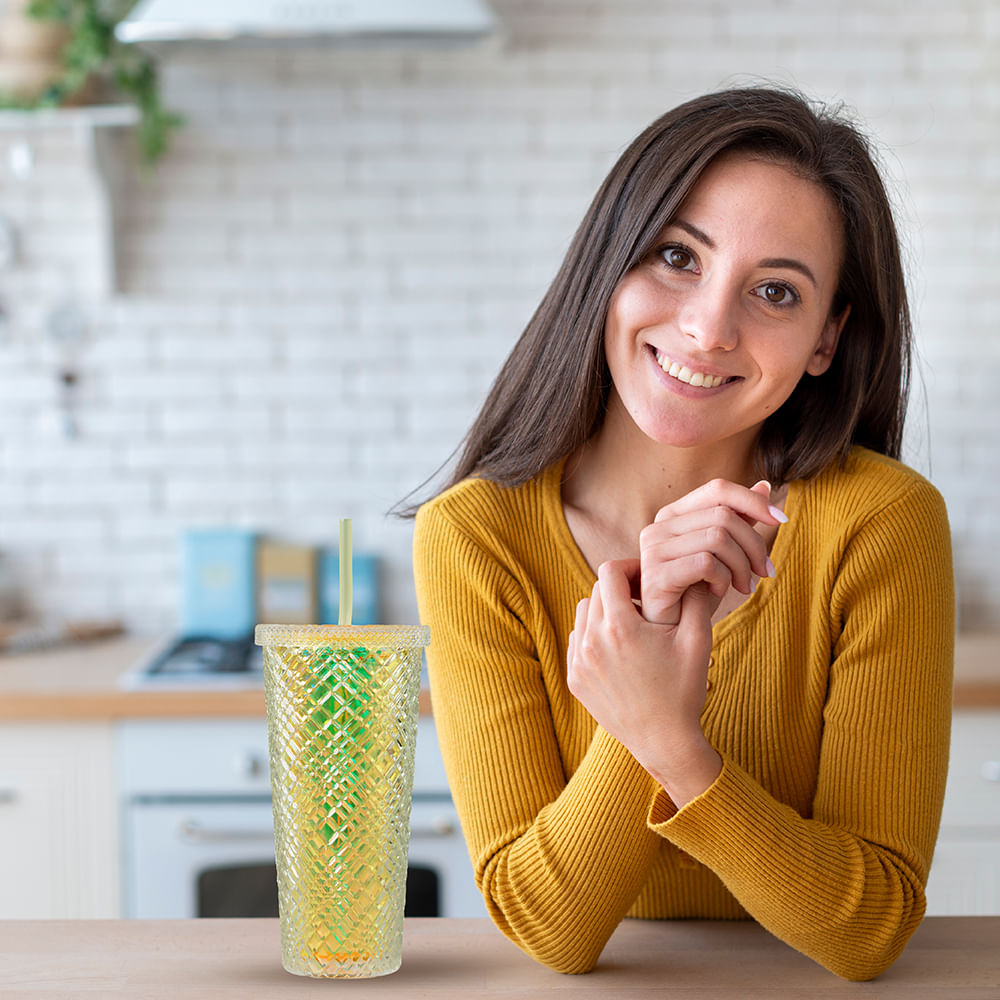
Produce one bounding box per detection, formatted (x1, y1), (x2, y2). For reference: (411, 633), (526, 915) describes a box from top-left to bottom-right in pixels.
(412, 446), (954, 981)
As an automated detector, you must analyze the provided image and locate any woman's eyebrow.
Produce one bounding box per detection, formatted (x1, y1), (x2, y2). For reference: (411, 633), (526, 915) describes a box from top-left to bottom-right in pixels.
(671, 218), (818, 288)
(759, 257), (818, 288)
(673, 219), (715, 248)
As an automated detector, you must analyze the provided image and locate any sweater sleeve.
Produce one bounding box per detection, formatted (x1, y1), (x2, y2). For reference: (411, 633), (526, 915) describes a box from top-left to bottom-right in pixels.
(647, 478), (955, 981)
(413, 498), (662, 974)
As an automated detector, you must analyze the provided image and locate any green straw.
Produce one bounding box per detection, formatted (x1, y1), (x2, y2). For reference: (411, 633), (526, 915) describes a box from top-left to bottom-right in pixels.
(338, 518), (353, 626)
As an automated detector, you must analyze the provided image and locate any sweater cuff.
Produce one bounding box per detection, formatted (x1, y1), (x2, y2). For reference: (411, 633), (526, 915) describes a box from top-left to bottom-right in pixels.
(647, 754), (757, 852)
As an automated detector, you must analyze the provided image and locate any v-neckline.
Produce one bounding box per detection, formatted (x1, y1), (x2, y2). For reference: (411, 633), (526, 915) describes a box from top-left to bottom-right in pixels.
(547, 455), (802, 635)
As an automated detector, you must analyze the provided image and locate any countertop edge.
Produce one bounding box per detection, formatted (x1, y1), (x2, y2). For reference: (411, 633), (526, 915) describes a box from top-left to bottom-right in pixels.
(0, 686), (434, 721)
(0, 632), (996, 720)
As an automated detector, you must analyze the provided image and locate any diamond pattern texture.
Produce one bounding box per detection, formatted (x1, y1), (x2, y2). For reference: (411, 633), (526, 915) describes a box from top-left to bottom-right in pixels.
(256, 625), (429, 978)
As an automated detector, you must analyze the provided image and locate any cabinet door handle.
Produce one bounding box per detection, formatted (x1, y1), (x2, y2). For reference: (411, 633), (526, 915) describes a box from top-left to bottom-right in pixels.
(0, 788), (17, 805)
(982, 761), (1000, 783)
(409, 818), (457, 838)
(234, 751), (268, 780)
(177, 819), (273, 844)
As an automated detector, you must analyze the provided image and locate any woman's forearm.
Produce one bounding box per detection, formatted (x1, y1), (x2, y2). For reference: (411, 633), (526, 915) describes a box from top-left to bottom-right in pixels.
(448, 722), (661, 974)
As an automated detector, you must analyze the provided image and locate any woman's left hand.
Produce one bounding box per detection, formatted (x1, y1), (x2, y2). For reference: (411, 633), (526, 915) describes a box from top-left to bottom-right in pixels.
(566, 559), (722, 807)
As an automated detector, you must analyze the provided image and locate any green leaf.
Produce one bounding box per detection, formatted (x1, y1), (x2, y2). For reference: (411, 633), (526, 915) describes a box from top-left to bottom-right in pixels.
(14, 0), (179, 165)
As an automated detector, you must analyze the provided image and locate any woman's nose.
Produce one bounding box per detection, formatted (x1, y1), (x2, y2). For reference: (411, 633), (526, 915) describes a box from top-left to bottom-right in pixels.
(677, 281), (739, 352)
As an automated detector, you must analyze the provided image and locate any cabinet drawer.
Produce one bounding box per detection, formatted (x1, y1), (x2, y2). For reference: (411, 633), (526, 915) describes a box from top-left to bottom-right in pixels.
(940, 712), (1000, 827)
(117, 717), (450, 797)
(117, 719), (271, 796)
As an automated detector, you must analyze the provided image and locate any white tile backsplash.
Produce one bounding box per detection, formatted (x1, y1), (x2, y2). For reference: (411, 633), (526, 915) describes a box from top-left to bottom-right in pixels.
(0, 0), (997, 630)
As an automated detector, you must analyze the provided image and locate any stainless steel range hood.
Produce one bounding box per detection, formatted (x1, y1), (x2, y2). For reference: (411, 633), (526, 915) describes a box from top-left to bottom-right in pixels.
(115, 0), (498, 45)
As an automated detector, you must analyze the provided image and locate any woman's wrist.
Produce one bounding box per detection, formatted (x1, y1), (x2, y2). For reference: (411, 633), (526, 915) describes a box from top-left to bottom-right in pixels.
(644, 736), (723, 810)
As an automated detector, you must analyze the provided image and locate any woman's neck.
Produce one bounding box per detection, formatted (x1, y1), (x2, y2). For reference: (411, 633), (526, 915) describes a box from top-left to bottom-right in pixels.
(562, 408), (760, 563)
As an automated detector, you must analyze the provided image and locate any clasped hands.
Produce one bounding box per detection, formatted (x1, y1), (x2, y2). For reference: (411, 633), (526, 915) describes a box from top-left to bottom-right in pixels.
(566, 479), (786, 808)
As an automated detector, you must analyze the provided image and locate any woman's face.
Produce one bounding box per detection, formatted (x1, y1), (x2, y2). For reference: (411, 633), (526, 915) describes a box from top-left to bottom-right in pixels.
(602, 151), (848, 464)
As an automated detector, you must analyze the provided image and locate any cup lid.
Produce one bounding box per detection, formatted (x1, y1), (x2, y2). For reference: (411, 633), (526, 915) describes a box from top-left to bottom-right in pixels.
(254, 623), (430, 649)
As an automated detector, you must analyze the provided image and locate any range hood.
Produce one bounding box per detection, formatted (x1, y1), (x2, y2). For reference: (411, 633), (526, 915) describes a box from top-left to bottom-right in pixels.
(115, 0), (498, 45)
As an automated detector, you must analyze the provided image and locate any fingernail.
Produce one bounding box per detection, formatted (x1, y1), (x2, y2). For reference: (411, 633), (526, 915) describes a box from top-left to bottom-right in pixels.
(768, 505), (788, 524)
(765, 557), (776, 578)
(752, 479), (771, 492)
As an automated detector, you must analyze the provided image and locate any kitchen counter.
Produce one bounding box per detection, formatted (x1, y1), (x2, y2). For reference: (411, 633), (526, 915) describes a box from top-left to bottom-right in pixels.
(949, 632), (1000, 709)
(0, 632), (996, 721)
(1, 917), (997, 998)
(0, 634), (433, 719)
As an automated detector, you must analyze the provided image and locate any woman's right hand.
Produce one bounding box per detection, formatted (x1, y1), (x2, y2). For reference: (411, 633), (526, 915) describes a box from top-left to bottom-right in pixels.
(637, 478), (785, 628)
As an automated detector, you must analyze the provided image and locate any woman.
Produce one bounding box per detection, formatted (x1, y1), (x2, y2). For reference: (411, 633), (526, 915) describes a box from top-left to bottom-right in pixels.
(410, 87), (954, 981)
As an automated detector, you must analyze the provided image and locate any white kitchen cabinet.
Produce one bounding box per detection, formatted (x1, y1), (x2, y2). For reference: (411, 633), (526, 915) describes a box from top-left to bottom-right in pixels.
(0, 721), (119, 918)
(926, 710), (1000, 915)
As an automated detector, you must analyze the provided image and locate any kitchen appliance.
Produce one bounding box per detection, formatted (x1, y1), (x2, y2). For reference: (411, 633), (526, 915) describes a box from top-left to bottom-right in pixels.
(123, 634), (264, 688)
(115, 0), (498, 45)
(117, 717), (485, 919)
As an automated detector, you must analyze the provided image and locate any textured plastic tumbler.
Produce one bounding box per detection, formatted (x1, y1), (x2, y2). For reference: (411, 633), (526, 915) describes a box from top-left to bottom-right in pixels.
(254, 623), (430, 978)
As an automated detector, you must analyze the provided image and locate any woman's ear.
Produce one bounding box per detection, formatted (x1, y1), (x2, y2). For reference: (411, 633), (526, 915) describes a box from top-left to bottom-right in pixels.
(806, 303), (851, 376)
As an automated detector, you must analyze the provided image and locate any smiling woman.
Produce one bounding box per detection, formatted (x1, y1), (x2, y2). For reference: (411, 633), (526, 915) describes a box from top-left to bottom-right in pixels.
(601, 152), (848, 463)
(407, 87), (953, 983)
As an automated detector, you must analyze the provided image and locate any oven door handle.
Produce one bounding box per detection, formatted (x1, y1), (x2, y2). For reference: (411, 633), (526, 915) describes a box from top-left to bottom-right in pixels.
(177, 819), (274, 845)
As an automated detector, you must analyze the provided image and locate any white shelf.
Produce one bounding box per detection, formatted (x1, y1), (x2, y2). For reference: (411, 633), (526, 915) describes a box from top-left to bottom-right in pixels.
(0, 105), (141, 297)
(0, 104), (140, 130)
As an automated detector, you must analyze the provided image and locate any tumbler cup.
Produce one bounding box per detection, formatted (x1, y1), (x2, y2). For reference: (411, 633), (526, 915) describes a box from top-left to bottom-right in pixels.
(255, 623), (430, 978)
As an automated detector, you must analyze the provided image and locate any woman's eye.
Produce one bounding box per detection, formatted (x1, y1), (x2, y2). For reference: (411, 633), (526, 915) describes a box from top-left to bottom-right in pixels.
(663, 247), (695, 270)
(755, 282), (799, 306)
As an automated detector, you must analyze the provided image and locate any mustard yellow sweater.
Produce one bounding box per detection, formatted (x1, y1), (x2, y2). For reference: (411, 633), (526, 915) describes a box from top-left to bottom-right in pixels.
(413, 447), (954, 981)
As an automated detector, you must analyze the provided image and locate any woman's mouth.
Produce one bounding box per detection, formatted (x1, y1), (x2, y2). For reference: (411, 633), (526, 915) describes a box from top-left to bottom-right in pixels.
(652, 348), (732, 389)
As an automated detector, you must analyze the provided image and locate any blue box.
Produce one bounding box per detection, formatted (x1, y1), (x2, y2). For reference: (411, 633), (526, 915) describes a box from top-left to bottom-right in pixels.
(181, 528), (257, 639)
(319, 551), (380, 625)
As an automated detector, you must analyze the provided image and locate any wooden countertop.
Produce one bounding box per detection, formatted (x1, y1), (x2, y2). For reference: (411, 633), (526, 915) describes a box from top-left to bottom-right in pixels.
(949, 632), (1000, 709)
(0, 635), (432, 721)
(0, 632), (996, 722)
(1, 917), (996, 998)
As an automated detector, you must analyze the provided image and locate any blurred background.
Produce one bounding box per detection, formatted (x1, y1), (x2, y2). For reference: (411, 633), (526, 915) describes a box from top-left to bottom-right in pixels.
(0, 0), (996, 634)
(0, 0), (998, 929)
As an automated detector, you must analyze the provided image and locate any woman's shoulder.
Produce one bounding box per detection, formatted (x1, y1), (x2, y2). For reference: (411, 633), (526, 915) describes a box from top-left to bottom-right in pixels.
(799, 446), (948, 530)
(414, 463), (560, 545)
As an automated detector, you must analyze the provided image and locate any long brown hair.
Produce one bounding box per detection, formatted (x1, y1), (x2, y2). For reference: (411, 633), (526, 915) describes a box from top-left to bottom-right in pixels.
(407, 86), (910, 511)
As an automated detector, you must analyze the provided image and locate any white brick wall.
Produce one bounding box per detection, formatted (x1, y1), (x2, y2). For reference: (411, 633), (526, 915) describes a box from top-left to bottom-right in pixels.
(0, 0), (997, 631)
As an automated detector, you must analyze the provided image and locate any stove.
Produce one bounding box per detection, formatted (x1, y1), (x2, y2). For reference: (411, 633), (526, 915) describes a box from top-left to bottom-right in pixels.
(120, 635), (263, 689)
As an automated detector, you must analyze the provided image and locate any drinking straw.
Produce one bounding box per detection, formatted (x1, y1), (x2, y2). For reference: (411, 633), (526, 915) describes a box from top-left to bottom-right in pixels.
(339, 518), (353, 626)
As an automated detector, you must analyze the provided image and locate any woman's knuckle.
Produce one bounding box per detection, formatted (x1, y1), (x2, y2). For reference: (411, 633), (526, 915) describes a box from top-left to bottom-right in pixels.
(706, 525), (728, 547)
(710, 504), (731, 525)
(694, 551), (715, 574)
(654, 500), (677, 521)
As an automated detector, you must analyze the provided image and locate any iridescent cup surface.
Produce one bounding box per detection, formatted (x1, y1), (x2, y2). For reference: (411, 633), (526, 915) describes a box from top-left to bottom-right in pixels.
(255, 624), (430, 978)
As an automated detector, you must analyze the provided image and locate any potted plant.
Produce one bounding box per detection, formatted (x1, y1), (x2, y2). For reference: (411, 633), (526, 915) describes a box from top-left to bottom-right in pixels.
(0, 0), (180, 163)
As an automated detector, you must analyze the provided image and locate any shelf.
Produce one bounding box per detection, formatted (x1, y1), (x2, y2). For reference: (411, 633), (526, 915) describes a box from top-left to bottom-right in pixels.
(0, 105), (141, 297)
(0, 104), (139, 130)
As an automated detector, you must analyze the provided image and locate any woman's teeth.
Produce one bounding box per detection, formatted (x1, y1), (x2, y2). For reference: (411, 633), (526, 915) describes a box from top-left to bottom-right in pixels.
(655, 351), (726, 389)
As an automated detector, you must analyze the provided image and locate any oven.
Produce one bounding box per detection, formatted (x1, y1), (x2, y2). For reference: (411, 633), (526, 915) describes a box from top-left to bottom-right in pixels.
(117, 717), (485, 919)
